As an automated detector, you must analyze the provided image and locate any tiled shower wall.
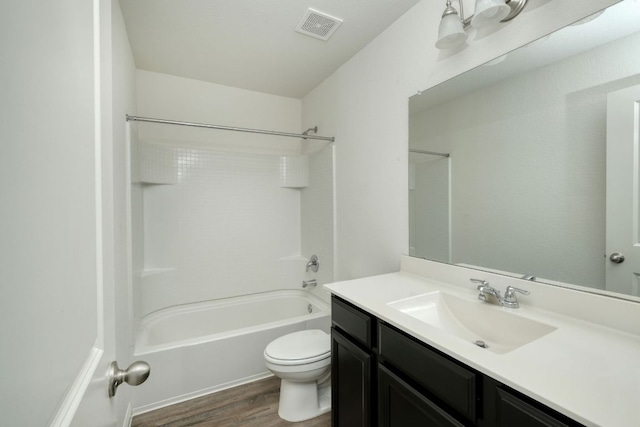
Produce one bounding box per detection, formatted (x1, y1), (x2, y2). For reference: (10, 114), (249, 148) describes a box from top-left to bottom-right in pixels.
(133, 140), (333, 318)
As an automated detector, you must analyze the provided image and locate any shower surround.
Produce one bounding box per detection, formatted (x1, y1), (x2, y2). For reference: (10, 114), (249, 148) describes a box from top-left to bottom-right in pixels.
(135, 140), (311, 316)
(131, 70), (334, 314)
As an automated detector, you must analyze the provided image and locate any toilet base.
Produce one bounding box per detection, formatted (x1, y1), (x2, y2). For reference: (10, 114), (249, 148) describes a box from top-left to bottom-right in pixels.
(277, 377), (331, 422)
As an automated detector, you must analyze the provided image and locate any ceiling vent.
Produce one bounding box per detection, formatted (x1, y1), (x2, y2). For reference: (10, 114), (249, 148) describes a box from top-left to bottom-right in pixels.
(295, 8), (343, 41)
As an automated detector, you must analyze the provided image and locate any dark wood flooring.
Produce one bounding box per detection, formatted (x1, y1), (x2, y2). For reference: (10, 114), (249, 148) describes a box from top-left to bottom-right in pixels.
(131, 376), (332, 427)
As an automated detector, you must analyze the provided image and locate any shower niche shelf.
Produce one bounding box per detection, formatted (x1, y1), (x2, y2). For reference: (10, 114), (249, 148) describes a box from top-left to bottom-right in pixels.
(279, 155), (309, 188)
(139, 180), (177, 186)
(133, 141), (180, 185)
(139, 268), (176, 279)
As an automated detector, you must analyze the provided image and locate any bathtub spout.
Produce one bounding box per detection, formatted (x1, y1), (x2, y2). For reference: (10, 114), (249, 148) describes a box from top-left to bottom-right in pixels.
(302, 279), (317, 289)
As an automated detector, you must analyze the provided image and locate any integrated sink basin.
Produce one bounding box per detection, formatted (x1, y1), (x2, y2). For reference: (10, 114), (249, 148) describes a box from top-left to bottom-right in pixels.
(388, 291), (557, 354)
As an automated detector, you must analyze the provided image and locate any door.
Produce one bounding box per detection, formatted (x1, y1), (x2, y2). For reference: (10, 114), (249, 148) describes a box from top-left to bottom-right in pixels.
(1, 1), (124, 426)
(606, 84), (640, 296)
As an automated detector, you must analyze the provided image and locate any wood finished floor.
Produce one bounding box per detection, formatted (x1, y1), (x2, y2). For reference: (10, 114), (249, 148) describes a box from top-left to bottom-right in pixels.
(131, 376), (331, 427)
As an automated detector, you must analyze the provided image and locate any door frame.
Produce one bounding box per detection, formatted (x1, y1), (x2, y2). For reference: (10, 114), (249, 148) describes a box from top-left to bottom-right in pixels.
(49, 0), (125, 425)
(606, 83), (640, 296)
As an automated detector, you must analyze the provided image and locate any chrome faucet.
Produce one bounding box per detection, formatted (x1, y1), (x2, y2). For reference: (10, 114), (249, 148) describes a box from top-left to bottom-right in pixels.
(471, 279), (502, 305)
(470, 279), (530, 308)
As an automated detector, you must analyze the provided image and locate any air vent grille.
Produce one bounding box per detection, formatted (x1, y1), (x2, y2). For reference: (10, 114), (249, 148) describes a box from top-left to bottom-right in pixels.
(295, 8), (343, 41)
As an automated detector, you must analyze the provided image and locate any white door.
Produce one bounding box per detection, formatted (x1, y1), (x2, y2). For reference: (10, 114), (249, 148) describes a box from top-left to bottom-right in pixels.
(1, 1), (130, 426)
(606, 84), (640, 296)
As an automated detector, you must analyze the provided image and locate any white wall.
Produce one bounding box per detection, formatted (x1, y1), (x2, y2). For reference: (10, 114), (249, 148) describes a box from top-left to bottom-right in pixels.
(0, 1), (98, 425)
(302, 0), (620, 281)
(136, 70), (303, 154)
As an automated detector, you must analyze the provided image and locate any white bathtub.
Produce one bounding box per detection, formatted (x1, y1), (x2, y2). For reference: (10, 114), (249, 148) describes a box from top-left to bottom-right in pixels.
(131, 290), (331, 413)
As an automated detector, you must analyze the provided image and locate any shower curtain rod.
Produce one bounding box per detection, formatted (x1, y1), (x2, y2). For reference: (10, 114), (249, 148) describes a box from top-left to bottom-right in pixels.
(126, 115), (335, 142)
(409, 149), (450, 158)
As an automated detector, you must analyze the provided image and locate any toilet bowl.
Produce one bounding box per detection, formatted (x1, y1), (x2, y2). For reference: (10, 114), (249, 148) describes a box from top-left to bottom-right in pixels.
(264, 329), (331, 422)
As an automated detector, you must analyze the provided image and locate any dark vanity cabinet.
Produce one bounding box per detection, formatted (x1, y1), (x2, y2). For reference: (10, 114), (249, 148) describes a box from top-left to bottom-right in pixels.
(331, 296), (585, 427)
(331, 296), (376, 427)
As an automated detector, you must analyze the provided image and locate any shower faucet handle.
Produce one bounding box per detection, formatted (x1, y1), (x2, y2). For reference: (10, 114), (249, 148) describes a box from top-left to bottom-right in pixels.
(305, 255), (319, 273)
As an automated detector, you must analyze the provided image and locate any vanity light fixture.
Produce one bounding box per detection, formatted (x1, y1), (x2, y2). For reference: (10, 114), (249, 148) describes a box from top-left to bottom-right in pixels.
(436, 0), (528, 49)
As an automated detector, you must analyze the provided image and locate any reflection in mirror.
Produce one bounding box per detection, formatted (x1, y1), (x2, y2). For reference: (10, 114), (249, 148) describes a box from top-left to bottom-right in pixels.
(409, 0), (640, 299)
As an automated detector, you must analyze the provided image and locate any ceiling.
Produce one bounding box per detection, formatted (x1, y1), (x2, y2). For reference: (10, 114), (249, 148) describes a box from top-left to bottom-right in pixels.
(119, 0), (420, 99)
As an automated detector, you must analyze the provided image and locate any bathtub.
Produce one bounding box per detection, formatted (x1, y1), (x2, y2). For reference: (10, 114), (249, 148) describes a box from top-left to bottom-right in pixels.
(131, 290), (331, 413)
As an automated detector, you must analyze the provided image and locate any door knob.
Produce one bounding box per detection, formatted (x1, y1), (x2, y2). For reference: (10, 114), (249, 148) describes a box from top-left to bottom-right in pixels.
(609, 252), (625, 264)
(108, 360), (150, 398)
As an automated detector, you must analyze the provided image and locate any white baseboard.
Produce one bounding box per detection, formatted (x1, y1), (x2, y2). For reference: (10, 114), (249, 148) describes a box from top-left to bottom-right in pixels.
(49, 347), (103, 427)
(122, 403), (133, 427)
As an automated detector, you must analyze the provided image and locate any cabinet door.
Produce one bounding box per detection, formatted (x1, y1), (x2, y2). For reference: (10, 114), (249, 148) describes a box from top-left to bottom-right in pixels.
(378, 365), (465, 427)
(331, 328), (374, 427)
(495, 388), (581, 427)
(379, 323), (477, 422)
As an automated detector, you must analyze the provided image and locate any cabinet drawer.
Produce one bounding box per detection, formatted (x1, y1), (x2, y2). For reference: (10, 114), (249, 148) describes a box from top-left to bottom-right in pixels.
(495, 388), (584, 427)
(331, 296), (375, 349)
(378, 323), (477, 422)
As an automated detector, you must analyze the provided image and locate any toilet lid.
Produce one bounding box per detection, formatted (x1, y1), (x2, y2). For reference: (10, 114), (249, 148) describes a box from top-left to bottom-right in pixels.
(264, 330), (330, 364)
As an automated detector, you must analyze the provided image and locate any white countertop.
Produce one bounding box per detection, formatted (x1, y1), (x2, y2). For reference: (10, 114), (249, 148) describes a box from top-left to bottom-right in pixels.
(325, 269), (640, 427)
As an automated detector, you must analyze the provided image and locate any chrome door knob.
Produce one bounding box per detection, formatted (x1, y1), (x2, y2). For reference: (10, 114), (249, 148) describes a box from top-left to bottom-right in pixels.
(108, 360), (150, 397)
(609, 252), (625, 264)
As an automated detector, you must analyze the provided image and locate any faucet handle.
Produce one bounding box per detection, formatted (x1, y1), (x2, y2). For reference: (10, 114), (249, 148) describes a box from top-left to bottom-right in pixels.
(503, 286), (530, 308)
(472, 279), (502, 304)
(470, 278), (489, 290)
(505, 286), (530, 297)
(306, 255), (319, 273)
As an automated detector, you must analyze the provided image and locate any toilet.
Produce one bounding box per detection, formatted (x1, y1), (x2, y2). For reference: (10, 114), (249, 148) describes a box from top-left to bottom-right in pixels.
(264, 329), (331, 422)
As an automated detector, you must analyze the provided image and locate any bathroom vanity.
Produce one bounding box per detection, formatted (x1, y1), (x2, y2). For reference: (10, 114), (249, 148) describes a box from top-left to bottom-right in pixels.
(326, 256), (640, 427)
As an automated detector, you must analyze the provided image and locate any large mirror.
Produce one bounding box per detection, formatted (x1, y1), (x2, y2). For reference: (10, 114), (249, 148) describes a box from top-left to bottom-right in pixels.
(409, 0), (640, 300)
